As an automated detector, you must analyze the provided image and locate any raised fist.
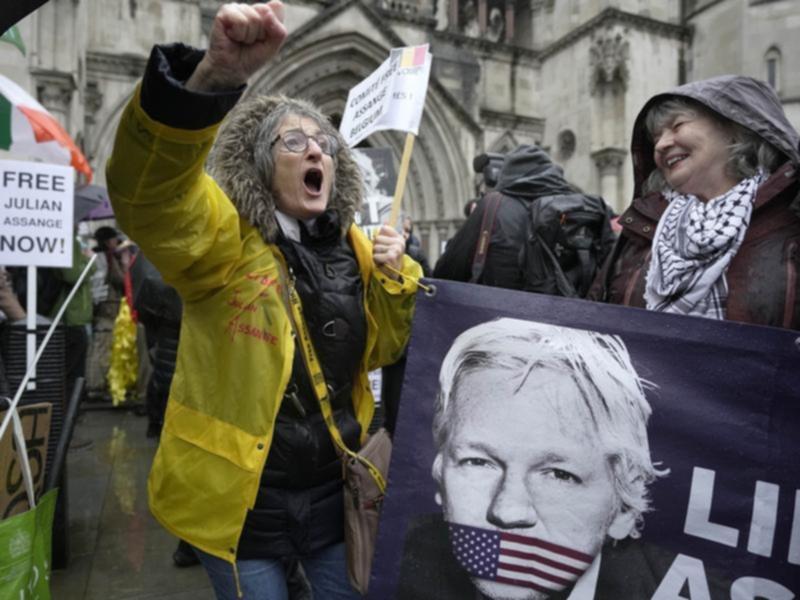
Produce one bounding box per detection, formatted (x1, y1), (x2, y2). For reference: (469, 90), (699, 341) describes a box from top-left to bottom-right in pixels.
(187, 1), (287, 92)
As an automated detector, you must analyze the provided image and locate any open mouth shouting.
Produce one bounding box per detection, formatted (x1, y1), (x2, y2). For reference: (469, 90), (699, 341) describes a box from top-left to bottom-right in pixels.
(304, 167), (324, 196)
(271, 116), (336, 219)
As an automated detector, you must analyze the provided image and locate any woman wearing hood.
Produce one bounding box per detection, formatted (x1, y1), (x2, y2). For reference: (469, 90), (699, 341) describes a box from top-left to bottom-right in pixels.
(589, 75), (800, 328)
(106, 2), (421, 599)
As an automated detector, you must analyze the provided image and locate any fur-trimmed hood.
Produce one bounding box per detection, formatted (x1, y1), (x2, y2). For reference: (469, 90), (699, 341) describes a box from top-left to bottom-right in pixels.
(209, 95), (363, 243)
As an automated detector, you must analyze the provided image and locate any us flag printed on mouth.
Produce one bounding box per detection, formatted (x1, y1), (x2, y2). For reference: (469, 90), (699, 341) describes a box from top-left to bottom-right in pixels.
(447, 523), (594, 593)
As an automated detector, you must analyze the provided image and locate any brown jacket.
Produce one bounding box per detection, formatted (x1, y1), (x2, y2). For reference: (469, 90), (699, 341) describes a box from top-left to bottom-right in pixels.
(588, 163), (800, 329)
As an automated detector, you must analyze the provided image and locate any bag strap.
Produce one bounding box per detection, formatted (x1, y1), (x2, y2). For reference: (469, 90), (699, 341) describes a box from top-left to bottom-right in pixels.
(570, 231), (595, 297)
(274, 254), (387, 494)
(592, 233), (627, 302)
(534, 230), (579, 297)
(470, 192), (503, 283)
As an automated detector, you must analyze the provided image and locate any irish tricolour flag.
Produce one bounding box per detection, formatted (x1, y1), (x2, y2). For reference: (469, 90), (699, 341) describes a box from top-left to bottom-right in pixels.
(0, 74), (92, 182)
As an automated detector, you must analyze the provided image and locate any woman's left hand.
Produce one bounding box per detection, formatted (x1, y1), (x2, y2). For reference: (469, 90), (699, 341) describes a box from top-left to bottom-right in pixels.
(372, 224), (405, 280)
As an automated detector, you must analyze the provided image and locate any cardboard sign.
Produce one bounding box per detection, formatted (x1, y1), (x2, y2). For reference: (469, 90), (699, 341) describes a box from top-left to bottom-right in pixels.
(0, 159), (74, 267)
(0, 403), (52, 518)
(340, 45), (432, 147)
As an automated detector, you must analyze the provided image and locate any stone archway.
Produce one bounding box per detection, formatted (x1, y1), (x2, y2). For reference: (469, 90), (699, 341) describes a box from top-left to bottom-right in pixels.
(88, 90), (135, 188)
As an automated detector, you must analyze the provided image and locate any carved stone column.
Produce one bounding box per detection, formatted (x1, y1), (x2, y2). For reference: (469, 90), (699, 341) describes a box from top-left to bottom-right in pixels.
(418, 222), (432, 265)
(31, 70), (75, 129)
(435, 224), (452, 262)
(478, 0), (487, 34)
(589, 27), (630, 97)
(83, 81), (104, 161)
(84, 81), (104, 128)
(449, 0), (460, 31)
(505, 0), (514, 43)
(591, 148), (627, 211)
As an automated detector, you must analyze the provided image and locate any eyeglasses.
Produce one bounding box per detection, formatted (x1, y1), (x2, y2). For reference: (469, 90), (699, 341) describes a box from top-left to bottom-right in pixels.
(270, 129), (339, 156)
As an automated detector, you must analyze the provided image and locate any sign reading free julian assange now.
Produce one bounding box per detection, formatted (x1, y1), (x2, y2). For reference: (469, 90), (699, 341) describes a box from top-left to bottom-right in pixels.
(0, 159), (74, 268)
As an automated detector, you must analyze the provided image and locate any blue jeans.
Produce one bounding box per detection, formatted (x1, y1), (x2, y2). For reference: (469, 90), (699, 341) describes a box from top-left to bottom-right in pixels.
(193, 542), (361, 600)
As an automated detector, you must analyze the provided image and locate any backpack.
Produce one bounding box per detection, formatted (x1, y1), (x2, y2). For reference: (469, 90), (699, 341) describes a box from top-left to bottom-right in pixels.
(470, 192), (615, 297)
(520, 193), (615, 297)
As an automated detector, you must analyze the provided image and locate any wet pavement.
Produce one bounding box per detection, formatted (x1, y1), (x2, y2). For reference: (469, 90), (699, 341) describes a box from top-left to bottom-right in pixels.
(50, 408), (215, 599)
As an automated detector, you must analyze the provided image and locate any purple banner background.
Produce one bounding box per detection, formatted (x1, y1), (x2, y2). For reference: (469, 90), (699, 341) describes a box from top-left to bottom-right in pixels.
(367, 279), (800, 598)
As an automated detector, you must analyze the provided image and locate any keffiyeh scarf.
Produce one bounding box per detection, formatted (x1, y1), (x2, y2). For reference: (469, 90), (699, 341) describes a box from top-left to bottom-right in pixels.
(644, 170), (767, 319)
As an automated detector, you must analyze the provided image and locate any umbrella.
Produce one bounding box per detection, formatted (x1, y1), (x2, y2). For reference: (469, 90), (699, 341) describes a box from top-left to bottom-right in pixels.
(73, 184), (104, 221)
(74, 184), (114, 221)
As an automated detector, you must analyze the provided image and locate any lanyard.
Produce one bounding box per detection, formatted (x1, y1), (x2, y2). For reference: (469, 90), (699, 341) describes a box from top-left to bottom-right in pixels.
(276, 254), (387, 493)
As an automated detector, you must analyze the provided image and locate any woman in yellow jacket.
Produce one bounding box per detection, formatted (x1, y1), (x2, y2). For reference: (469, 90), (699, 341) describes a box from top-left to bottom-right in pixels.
(106, 3), (421, 598)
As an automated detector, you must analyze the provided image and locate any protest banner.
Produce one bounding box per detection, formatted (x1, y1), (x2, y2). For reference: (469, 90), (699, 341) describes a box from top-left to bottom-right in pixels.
(0, 403), (52, 519)
(0, 159), (74, 268)
(339, 45), (432, 228)
(368, 280), (800, 599)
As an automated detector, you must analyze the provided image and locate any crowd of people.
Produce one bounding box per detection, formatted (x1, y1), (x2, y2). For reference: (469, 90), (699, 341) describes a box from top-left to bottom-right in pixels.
(2, 1), (799, 598)
(0, 224), (172, 412)
(1, 226), (121, 404)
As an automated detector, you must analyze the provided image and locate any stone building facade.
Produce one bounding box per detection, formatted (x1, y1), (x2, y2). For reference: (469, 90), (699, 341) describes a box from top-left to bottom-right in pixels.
(1, 0), (797, 261)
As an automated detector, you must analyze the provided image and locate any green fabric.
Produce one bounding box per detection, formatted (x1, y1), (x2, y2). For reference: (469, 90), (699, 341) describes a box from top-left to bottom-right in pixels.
(0, 488), (57, 599)
(0, 94), (12, 150)
(48, 239), (95, 326)
(0, 27), (26, 56)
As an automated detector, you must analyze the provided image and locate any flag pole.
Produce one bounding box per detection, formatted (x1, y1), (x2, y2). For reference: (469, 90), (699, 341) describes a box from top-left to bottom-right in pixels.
(388, 132), (415, 230)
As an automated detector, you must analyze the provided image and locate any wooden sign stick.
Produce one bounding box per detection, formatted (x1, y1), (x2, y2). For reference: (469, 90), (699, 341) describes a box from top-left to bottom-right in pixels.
(388, 132), (416, 229)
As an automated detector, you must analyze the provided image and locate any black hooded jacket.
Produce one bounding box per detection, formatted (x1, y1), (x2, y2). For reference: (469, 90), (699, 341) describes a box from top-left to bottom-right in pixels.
(588, 75), (800, 330)
(433, 145), (575, 289)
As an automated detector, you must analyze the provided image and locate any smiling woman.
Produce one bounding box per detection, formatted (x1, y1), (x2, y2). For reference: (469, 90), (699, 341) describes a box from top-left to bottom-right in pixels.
(589, 75), (800, 328)
(644, 98), (780, 202)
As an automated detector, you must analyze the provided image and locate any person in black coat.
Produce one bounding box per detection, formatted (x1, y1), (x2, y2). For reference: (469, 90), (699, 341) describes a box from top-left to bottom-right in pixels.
(433, 146), (576, 289)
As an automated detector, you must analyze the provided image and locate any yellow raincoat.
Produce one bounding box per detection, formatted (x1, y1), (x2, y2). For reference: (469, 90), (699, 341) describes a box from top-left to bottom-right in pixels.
(106, 86), (420, 564)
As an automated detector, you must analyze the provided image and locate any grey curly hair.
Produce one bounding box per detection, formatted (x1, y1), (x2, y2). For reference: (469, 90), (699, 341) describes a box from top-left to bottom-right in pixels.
(252, 98), (340, 200)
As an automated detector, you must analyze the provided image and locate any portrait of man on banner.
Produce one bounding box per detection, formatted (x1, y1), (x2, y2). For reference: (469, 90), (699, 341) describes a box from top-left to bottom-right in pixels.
(366, 281), (798, 599)
(397, 318), (674, 599)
